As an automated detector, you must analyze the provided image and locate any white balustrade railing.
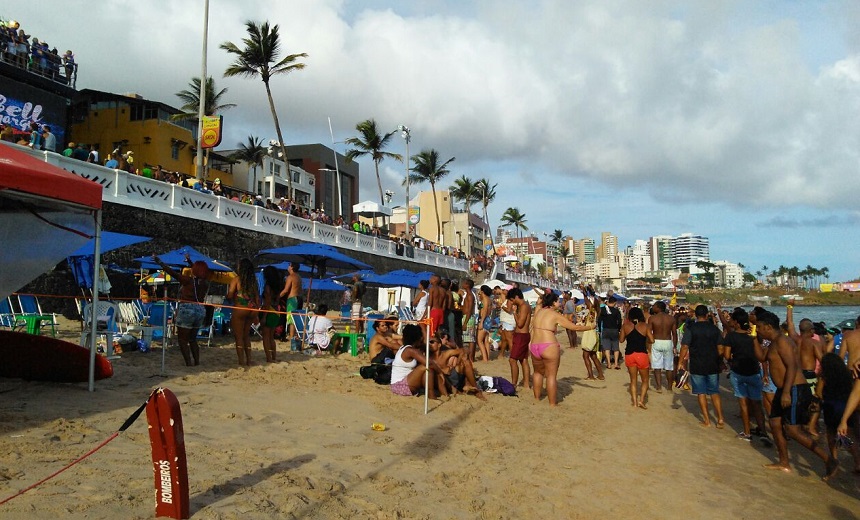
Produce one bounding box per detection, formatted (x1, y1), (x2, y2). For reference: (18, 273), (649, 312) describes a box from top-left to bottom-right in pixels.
(17, 144), (469, 272)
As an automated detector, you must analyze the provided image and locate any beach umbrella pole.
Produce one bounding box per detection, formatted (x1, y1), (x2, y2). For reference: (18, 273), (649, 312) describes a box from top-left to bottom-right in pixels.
(161, 285), (168, 376)
(88, 211), (102, 392)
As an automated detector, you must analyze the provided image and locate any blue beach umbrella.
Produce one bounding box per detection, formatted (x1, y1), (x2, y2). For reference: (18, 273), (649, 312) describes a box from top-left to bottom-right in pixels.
(134, 246), (233, 272)
(67, 231), (152, 291)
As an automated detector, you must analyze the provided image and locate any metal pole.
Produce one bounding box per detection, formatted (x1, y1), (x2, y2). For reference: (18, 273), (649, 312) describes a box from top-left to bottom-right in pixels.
(194, 0), (209, 180)
(399, 126), (411, 237)
(328, 117), (343, 218)
(88, 211), (102, 392)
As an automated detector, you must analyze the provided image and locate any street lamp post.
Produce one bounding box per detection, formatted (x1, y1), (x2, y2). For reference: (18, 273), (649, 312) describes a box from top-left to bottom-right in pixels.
(398, 125), (411, 237)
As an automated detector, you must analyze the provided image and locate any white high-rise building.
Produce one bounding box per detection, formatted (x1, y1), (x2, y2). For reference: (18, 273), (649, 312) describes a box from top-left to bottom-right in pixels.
(671, 233), (709, 269)
(648, 235), (673, 270)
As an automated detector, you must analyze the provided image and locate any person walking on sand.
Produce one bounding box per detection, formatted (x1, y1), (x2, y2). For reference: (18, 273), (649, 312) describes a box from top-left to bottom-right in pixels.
(648, 300), (677, 392)
(753, 310), (837, 478)
(597, 295), (623, 369)
(260, 266), (282, 363)
(678, 305), (725, 428)
(227, 258), (260, 367)
(279, 262), (302, 351)
(507, 288), (532, 390)
(529, 292), (596, 407)
(720, 308), (768, 442)
(621, 307), (653, 409)
(151, 254), (210, 367)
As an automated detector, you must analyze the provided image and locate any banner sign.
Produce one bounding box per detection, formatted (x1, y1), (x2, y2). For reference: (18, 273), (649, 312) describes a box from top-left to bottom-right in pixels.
(0, 79), (68, 147)
(200, 115), (223, 149)
(408, 205), (420, 225)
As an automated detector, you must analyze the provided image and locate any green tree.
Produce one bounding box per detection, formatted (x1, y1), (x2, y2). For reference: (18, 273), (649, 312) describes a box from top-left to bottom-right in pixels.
(406, 148), (455, 242)
(221, 20), (307, 197)
(172, 76), (236, 120)
(345, 119), (402, 209)
(449, 175), (481, 255)
(476, 178), (497, 255)
(500, 207), (528, 261)
(230, 135), (266, 194)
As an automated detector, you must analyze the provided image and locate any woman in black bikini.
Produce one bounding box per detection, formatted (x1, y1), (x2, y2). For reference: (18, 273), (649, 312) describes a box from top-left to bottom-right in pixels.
(620, 307), (653, 409)
(227, 258), (260, 367)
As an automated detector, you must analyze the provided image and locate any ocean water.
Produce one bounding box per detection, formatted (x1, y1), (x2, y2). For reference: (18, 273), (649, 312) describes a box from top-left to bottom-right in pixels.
(743, 305), (860, 327)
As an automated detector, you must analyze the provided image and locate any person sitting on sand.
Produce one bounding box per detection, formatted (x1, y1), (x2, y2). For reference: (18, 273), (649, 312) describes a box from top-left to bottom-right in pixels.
(368, 316), (402, 362)
(529, 292), (595, 407)
(620, 307), (653, 409)
(306, 304), (334, 355)
(430, 328), (485, 400)
(753, 310), (837, 478)
(389, 324), (443, 398)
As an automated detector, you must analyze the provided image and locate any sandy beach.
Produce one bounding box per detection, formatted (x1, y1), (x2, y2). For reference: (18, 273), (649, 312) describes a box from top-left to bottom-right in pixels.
(0, 318), (858, 519)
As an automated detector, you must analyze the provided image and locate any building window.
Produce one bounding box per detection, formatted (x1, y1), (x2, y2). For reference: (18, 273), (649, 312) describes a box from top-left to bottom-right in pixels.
(269, 163), (281, 176)
(171, 143), (179, 160)
(130, 105), (157, 121)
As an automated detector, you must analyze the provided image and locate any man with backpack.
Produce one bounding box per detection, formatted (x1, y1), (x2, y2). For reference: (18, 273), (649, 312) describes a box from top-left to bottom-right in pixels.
(598, 295), (624, 370)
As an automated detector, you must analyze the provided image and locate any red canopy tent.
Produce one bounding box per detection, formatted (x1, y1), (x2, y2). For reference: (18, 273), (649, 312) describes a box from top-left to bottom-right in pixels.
(0, 142), (104, 390)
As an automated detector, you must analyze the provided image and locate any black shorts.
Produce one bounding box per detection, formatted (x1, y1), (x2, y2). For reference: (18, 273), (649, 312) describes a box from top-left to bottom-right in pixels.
(770, 384), (813, 426)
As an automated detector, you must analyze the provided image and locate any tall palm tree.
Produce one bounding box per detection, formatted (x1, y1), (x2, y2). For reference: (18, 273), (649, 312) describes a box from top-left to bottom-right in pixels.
(500, 207), (528, 261)
(476, 178), (497, 255)
(449, 175), (481, 255)
(172, 76), (236, 120)
(406, 148), (455, 243)
(550, 229), (563, 279)
(344, 119), (402, 208)
(221, 20), (307, 198)
(231, 135), (266, 194)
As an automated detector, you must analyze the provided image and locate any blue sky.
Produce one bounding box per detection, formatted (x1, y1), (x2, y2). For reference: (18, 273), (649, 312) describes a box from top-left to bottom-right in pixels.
(8, 1), (859, 280)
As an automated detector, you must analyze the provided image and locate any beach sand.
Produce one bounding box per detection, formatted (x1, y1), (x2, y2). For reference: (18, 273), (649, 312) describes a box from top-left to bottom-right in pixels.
(0, 318), (858, 519)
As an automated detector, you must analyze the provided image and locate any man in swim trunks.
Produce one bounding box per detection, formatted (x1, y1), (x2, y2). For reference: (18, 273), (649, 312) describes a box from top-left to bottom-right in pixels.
(279, 262), (303, 350)
(427, 274), (447, 337)
(796, 318), (824, 437)
(151, 254), (209, 366)
(753, 310), (837, 478)
(460, 279), (478, 362)
(648, 300), (678, 392)
(507, 288), (532, 389)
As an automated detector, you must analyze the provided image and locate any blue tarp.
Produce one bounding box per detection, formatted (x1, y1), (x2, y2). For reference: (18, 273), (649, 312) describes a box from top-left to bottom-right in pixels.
(256, 244), (372, 276)
(67, 231), (152, 290)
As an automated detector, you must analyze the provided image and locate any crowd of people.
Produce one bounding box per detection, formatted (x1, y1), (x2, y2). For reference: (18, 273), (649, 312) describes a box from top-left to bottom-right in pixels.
(355, 277), (860, 481)
(1, 18), (76, 85)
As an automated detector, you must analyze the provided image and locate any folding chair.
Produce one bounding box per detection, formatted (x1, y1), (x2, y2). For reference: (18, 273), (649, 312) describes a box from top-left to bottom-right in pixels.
(17, 294), (57, 336)
(0, 297), (25, 332)
(148, 301), (175, 346)
(291, 310), (308, 352)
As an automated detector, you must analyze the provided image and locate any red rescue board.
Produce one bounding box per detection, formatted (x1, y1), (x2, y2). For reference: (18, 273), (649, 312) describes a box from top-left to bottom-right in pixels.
(146, 387), (189, 519)
(0, 331), (113, 382)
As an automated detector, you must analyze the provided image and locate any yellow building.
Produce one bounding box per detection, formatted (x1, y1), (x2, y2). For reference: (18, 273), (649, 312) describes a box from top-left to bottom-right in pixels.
(70, 89), (233, 184)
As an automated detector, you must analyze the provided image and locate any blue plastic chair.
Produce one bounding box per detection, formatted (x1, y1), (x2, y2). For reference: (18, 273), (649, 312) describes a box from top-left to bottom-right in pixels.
(148, 301), (174, 343)
(0, 298), (25, 331)
(365, 313), (385, 346)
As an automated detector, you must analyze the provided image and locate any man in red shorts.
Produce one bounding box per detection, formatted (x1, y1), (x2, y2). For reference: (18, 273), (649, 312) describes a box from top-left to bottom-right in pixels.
(427, 274), (447, 337)
(507, 288), (532, 389)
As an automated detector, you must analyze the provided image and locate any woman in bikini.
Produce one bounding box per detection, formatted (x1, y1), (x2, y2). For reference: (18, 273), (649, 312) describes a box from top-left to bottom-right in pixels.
(260, 265), (282, 363)
(227, 258), (260, 367)
(476, 285), (495, 362)
(620, 306), (654, 409)
(530, 292), (595, 407)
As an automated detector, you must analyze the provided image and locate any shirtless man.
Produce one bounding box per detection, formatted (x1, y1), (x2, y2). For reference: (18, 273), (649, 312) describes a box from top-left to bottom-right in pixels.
(753, 310), (836, 478)
(648, 301), (678, 392)
(506, 288), (532, 389)
(796, 318), (824, 437)
(279, 262), (303, 350)
(151, 254), (209, 366)
(430, 331), (486, 401)
(837, 318), (860, 437)
(367, 317), (401, 362)
(427, 274), (448, 337)
(460, 279), (478, 362)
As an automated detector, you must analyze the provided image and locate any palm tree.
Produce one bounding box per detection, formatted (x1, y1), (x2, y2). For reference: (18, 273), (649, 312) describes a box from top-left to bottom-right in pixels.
(500, 207), (528, 261)
(476, 178), (497, 255)
(221, 20), (307, 198)
(550, 229), (563, 279)
(173, 76), (236, 179)
(406, 148), (455, 242)
(231, 135), (266, 194)
(449, 175), (481, 256)
(345, 119), (402, 209)
(172, 76), (236, 121)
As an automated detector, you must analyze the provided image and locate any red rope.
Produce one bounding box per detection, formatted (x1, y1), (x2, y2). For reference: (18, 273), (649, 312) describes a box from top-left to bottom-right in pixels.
(0, 432), (120, 505)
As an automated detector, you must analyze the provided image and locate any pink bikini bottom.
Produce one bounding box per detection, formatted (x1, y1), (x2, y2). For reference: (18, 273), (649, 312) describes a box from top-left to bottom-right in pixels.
(529, 342), (558, 358)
